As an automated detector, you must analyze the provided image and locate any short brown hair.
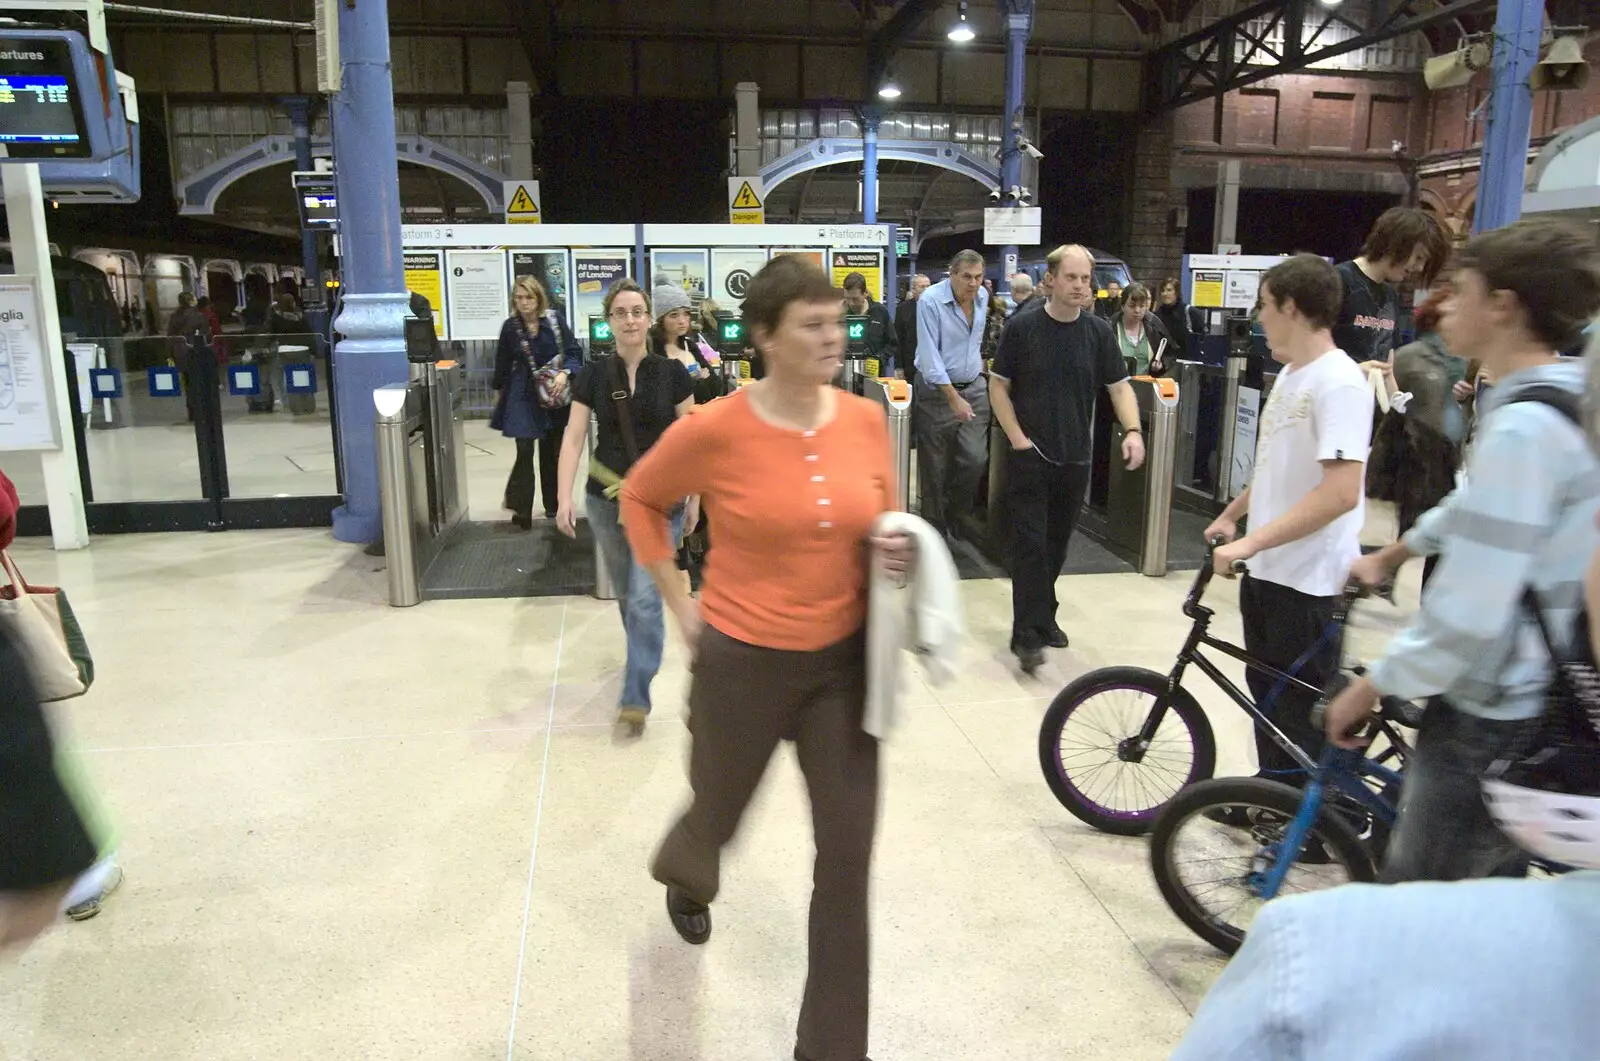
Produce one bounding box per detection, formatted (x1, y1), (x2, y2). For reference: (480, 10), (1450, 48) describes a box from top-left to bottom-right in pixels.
(1122, 282), (1151, 306)
(1159, 276), (1180, 298)
(1362, 207), (1450, 284)
(1452, 219), (1600, 351)
(602, 278), (648, 318)
(842, 271), (868, 293)
(1260, 253), (1342, 332)
(741, 255), (841, 341)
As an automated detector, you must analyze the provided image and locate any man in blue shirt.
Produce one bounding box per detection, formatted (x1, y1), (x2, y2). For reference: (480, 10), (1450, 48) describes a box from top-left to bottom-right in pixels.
(915, 249), (990, 541)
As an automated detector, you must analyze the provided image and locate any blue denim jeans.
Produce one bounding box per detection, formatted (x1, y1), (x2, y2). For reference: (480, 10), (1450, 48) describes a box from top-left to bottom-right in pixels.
(586, 490), (685, 713)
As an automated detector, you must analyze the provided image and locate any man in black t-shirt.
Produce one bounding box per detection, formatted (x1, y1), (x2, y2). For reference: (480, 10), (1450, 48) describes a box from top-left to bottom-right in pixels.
(990, 244), (1148, 674)
(1333, 206), (1449, 367)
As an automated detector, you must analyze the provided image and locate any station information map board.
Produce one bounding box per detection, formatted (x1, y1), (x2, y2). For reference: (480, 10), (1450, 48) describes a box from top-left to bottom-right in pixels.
(400, 224), (894, 341)
(0, 277), (61, 451)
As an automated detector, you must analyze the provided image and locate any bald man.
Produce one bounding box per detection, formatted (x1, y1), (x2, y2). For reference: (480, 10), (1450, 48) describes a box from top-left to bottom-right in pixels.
(989, 245), (1146, 673)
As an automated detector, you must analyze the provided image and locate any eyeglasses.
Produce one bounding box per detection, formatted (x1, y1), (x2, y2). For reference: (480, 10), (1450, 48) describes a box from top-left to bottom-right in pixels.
(608, 308), (650, 320)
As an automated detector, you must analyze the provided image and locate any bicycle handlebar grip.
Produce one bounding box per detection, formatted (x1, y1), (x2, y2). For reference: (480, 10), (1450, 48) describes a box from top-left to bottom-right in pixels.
(1229, 559), (1248, 575)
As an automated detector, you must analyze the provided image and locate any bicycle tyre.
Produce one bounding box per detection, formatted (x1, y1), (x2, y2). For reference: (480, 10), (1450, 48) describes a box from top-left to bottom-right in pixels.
(1148, 776), (1377, 955)
(1037, 666), (1217, 836)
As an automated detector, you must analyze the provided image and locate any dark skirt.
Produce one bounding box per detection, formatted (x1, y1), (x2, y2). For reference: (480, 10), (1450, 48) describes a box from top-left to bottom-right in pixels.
(0, 627), (96, 891)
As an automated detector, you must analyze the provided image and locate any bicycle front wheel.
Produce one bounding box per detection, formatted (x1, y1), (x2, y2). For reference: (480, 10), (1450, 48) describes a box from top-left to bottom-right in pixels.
(1037, 666), (1216, 836)
(1148, 776), (1376, 955)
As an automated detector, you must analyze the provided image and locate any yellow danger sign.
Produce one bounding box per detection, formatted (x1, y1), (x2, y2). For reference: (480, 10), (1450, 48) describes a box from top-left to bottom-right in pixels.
(503, 180), (542, 225)
(728, 176), (766, 225)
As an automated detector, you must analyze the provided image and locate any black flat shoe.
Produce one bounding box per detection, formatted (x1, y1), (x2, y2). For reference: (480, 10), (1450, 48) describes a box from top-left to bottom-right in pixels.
(666, 886), (711, 945)
(511, 514), (533, 531)
(1043, 622), (1070, 649)
(795, 1050), (871, 1061)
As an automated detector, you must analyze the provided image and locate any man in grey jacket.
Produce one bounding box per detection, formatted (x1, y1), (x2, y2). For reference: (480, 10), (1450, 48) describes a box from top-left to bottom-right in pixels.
(1324, 218), (1600, 882)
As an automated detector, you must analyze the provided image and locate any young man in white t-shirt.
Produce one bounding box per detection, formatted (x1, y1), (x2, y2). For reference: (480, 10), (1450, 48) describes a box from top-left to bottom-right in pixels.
(1204, 254), (1373, 781)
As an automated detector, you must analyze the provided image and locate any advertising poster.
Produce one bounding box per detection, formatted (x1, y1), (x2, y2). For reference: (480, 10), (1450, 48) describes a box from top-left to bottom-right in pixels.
(0, 278), (58, 451)
(771, 248), (826, 272)
(710, 248), (769, 310)
(509, 250), (572, 324)
(403, 251), (446, 337)
(831, 250), (884, 302)
(1192, 271), (1225, 309)
(571, 249), (632, 335)
(444, 250), (509, 340)
(649, 249), (709, 301)
(1231, 387), (1261, 500)
(1223, 270), (1261, 311)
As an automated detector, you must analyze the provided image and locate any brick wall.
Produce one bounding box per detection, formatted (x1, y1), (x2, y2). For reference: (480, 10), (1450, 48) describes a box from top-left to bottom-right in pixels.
(1125, 114), (1185, 285)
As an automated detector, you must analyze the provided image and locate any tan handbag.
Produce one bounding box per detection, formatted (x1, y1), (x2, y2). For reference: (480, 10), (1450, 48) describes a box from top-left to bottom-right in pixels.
(0, 550), (94, 701)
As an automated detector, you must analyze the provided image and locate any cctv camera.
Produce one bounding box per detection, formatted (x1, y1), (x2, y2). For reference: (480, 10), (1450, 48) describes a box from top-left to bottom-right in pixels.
(1021, 142), (1044, 161)
(989, 187), (1002, 202)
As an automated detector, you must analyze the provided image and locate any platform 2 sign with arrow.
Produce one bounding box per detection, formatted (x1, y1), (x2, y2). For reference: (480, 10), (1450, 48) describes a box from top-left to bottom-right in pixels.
(503, 180), (542, 225)
(728, 177), (765, 225)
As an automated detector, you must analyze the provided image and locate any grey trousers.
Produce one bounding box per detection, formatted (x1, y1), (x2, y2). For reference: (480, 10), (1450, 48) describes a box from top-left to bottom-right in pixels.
(914, 376), (990, 534)
(1380, 698), (1528, 883)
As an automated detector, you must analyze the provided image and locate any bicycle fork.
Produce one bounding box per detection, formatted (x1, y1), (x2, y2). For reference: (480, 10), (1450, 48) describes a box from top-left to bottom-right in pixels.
(1123, 650), (1200, 765)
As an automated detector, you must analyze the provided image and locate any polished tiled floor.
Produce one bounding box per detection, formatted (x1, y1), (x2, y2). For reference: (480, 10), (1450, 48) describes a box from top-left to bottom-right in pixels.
(0, 507), (1418, 1060)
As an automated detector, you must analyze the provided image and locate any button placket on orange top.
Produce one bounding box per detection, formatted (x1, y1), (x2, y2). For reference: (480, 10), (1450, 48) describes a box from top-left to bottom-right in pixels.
(802, 428), (833, 530)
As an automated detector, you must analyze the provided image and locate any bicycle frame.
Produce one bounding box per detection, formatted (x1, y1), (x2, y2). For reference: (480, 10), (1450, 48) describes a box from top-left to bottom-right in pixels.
(1130, 553), (1358, 778)
(1255, 745), (1403, 898)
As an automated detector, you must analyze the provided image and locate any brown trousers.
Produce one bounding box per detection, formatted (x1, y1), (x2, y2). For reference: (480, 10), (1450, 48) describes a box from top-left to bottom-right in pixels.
(651, 625), (879, 1061)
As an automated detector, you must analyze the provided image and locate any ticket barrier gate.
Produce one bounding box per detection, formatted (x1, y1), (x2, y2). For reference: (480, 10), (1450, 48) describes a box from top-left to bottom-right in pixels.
(374, 352), (469, 607)
(1103, 376), (1181, 576)
(862, 376), (912, 511)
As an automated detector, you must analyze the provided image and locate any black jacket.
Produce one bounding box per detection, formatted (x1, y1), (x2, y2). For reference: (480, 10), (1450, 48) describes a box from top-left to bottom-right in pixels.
(855, 299), (898, 371)
(894, 298), (919, 375)
(1153, 302), (1189, 361)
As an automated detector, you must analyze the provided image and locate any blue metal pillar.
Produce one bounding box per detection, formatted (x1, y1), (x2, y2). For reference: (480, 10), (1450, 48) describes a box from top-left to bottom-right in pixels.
(999, 3), (1033, 276)
(863, 112), (881, 224)
(1473, 0), (1545, 234)
(328, 0), (410, 544)
(284, 97), (327, 339)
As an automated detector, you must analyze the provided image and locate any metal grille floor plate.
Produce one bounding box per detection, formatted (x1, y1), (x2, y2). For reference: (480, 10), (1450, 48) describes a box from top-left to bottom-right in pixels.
(421, 520), (597, 600)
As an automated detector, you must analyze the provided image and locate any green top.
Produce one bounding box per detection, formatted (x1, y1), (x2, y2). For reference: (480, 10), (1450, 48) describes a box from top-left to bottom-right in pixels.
(1116, 317), (1154, 376)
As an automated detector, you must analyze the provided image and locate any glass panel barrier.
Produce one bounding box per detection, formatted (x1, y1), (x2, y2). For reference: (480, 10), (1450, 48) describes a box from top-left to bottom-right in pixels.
(214, 331), (338, 499)
(72, 334), (205, 502)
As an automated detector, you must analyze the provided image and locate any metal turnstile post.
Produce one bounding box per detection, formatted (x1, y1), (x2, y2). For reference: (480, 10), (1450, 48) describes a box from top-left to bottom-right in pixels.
(862, 376), (913, 510)
(1216, 350), (1243, 502)
(589, 412), (617, 601)
(1139, 382), (1181, 577)
(374, 384), (420, 607)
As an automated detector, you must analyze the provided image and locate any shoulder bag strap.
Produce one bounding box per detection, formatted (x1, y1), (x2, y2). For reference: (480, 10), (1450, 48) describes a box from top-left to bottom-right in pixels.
(609, 355), (641, 465)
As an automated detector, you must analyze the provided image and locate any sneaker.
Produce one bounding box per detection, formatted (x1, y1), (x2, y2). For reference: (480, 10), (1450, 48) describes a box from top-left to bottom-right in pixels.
(64, 863), (123, 922)
(617, 707), (648, 735)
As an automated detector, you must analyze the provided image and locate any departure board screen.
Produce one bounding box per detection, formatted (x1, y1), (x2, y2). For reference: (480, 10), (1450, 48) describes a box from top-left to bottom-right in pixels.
(0, 39), (91, 158)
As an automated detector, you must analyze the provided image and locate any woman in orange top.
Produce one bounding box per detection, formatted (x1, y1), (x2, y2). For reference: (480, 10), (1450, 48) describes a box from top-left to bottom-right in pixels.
(621, 256), (913, 1061)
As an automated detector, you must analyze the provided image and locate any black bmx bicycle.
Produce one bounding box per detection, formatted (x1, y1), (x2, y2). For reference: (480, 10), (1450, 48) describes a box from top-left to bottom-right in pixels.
(1036, 541), (1404, 835)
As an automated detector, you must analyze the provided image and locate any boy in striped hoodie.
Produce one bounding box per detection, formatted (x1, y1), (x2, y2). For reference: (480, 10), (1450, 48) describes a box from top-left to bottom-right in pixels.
(1324, 218), (1600, 883)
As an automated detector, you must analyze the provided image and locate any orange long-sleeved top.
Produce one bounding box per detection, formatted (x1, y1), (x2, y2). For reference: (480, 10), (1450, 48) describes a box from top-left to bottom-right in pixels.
(620, 388), (898, 652)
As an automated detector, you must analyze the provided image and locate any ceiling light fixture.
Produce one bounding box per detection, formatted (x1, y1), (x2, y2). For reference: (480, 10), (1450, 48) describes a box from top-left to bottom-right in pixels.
(878, 74), (902, 100)
(948, 2), (976, 43)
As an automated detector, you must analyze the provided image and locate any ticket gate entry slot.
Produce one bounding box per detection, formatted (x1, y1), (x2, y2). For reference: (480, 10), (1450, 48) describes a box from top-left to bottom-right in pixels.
(1104, 376), (1181, 577)
(839, 314), (870, 394)
(588, 316), (615, 355)
(862, 376), (912, 511)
